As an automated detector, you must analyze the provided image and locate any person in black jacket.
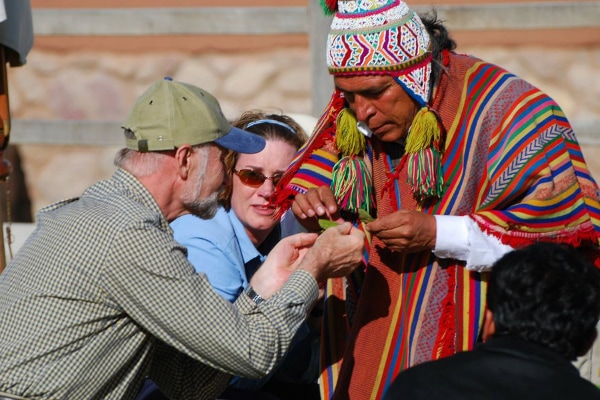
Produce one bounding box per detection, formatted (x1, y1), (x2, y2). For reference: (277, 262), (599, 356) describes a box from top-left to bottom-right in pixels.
(384, 242), (600, 400)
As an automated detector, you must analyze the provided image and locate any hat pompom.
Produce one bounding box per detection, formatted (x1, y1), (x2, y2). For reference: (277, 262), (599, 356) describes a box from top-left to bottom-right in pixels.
(332, 156), (373, 213)
(405, 107), (444, 202)
(332, 107), (373, 213)
(335, 108), (366, 156)
(320, 0), (338, 15)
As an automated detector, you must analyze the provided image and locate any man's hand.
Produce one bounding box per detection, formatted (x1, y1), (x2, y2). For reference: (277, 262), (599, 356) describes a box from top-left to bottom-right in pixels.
(250, 232), (319, 299)
(365, 210), (436, 253)
(292, 186), (343, 232)
(249, 223), (365, 300)
(297, 222), (365, 283)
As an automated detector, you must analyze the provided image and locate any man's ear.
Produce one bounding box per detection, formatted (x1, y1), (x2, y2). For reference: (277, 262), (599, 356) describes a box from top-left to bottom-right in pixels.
(174, 145), (193, 179)
(482, 309), (496, 343)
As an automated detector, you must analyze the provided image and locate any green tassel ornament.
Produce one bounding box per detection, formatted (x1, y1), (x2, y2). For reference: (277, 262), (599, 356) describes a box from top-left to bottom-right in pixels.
(405, 107), (444, 202)
(331, 108), (373, 213)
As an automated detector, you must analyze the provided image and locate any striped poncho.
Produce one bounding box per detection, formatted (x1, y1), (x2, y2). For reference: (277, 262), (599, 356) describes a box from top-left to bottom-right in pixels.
(274, 51), (600, 400)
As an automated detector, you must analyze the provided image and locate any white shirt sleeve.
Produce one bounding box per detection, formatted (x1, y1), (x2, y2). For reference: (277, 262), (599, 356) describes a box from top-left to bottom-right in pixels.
(433, 215), (513, 271)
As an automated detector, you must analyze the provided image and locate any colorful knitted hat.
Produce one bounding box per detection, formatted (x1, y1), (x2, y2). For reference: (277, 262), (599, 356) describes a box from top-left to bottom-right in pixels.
(325, 0), (432, 107)
(320, 0), (444, 203)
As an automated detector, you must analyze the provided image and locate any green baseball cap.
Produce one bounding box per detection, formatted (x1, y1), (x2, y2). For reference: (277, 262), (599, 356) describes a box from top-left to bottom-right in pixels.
(122, 77), (265, 153)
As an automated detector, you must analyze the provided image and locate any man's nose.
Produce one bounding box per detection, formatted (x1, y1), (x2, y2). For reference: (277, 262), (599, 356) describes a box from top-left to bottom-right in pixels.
(353, 96), (373, 122)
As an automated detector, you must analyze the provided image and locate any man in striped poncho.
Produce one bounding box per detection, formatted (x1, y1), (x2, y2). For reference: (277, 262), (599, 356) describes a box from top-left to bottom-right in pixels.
(272, 0), (600, 399)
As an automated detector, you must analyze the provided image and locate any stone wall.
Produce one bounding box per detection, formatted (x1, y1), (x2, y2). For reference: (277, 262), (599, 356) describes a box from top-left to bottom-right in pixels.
(5, 43), (600, 216)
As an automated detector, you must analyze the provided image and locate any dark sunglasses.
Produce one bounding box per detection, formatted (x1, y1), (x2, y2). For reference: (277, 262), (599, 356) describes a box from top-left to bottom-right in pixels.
(234, 169), (284, 188)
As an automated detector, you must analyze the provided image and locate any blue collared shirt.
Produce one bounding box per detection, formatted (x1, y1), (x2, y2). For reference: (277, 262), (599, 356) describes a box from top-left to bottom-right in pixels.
(170, 206), (315, 391)
(170, 207), (265, 302)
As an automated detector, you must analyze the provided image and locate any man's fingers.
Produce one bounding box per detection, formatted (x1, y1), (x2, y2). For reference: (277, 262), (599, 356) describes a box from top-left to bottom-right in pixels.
(305, 190), (329, 217)
(292, 193), (313, 218)
(282, 232), (319, 248)
(333, 221), (353, 235)
(316, 186), (339, 215)
(365, 215), (394, 233)
(292, 187), (340, 227)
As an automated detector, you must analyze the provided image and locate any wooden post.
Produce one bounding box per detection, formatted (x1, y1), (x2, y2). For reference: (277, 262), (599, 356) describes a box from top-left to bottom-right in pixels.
(0, 46), (12, 273)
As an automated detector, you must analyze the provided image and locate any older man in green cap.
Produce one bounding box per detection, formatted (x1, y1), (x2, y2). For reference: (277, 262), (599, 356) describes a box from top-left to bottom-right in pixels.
(0, 77), (365, 400)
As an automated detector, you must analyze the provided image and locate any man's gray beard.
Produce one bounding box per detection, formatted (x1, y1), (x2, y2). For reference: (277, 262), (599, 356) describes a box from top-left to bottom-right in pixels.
(184, 191), (219, 219)
(181, 149), (220, 219)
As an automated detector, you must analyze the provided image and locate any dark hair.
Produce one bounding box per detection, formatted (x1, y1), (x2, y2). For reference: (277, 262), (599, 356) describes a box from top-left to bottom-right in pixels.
(419, 11), (457, 91)
(487, 242), (600, 360)
(219, 110), (309, 208)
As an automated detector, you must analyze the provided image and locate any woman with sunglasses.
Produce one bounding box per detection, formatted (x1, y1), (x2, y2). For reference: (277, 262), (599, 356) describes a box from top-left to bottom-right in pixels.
(169, 111), (316, 400)
(171, 111), (308, 302)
